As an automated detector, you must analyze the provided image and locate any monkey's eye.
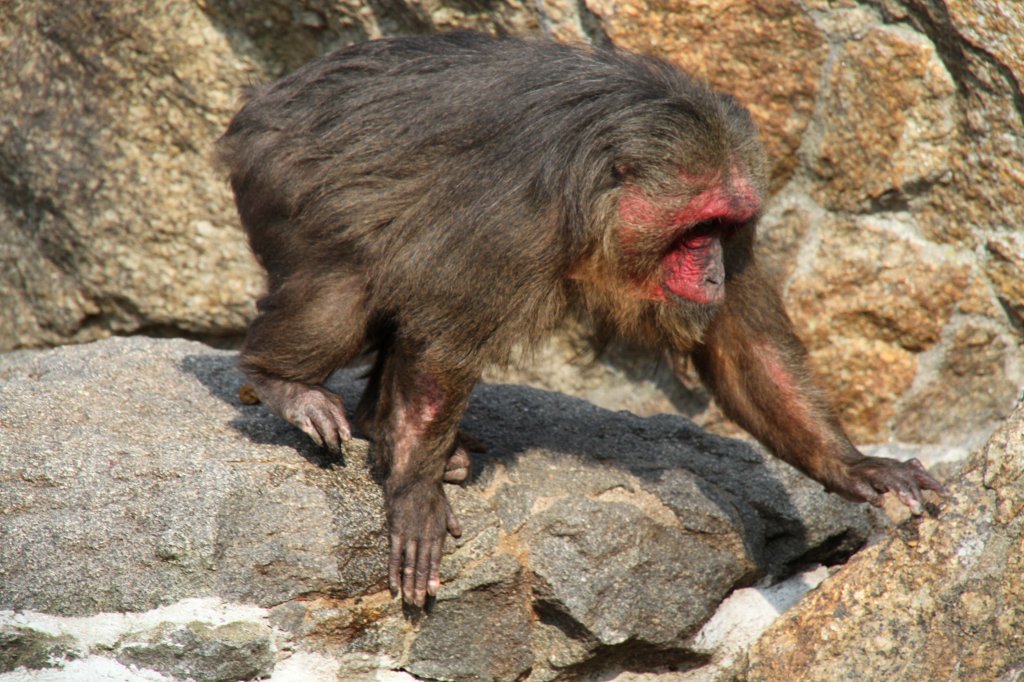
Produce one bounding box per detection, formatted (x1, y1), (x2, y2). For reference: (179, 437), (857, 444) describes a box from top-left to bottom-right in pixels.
(612, 162), (635, 183)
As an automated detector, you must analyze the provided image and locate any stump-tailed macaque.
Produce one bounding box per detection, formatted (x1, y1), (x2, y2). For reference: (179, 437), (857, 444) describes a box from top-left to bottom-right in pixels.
(218, 31), (942, 607)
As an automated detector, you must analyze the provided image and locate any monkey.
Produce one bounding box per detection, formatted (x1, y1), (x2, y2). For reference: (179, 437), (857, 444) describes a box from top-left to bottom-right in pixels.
(217, 31), (942, 608)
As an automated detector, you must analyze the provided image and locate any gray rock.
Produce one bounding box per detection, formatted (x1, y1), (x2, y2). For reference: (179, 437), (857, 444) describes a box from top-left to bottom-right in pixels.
(115, 620), (275, 682)
(0, 337), (879, 680)
(408, 556), (533, 682)
(0, 338), (386, 616)
(0, 1), (263, 352)
(0, 625), (77, 672)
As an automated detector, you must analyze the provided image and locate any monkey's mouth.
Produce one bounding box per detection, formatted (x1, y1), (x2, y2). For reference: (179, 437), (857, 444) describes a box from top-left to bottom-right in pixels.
(660, 219), (737, 305)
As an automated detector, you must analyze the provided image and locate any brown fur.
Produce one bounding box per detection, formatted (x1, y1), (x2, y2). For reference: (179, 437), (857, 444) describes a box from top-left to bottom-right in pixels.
(218, 31), (942, 608)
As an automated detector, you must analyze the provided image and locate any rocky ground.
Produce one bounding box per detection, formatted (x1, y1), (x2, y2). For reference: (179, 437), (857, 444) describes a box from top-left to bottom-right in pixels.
(1, 337), (1021, 681)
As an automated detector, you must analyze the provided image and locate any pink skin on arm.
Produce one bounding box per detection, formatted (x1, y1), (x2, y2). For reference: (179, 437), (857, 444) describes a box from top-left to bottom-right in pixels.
(754, 340), (815, 426)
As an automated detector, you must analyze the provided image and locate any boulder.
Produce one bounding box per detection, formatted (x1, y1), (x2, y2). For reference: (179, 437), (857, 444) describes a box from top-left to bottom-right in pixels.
(747, 401), (1024, 681)
(0, 337), (878, 680)
(0, 1), (263, 350)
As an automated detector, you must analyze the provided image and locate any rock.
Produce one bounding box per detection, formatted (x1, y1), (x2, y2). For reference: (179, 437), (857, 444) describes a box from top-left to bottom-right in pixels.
(895, 323), (1020, 446)
(985, 231), (1024, 330)
(784, 216), (971, 442)
(587, 0), (828, 189)
(0, 1), (264, 352)
(746, 402), (1024, 682)
(946, 0), (1024, 86)
(780, 213), (1021, 446)
(202, 0), (543, 78)
(0, 338), (388, 616)
(115, 621), (276, 682)
(811, 24), (957, 212)
(871, 0), (1024, 248)
(789, 217), (970, 354)
(0, 599), (279, 681)
(685, 565), (831, 681)
(0, 337), (880, 680)
(0, 625), (77, 672)
(407, 555), (533, 682)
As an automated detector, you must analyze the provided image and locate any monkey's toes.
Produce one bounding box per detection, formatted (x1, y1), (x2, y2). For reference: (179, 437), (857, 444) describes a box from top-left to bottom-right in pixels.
(890, 458), (943, 515)
(443, 447), (471, 483)
(845, 457), (942, 516)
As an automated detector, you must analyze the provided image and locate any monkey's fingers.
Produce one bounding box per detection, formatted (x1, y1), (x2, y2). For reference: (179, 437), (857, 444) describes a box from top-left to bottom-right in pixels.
(298, 416), (326, 449)
(413, 539), (437, 606)
(292, 388), (351, 452)
(895, 487), (925, 516)
(891, 459), (944, 515)
(836, 478), (884, 508)
(842, 457), (942, 516)
(402, 538), (418, 605)
(387, 532), (403, 593)
(427, 542), (443, 598)
(307, 410), (346, 452)
(909, 458), (946, 493)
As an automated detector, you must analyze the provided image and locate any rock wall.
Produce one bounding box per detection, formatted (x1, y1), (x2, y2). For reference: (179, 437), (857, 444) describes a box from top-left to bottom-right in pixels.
(1, 0), (1021, 445)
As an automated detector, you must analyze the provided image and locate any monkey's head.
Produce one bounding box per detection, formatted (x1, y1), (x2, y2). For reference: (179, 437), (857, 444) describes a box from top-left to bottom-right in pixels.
(568, 166), (761, 350)
(557, 68), (765, 337)
(571, 90), (766, 343)
(616, 161), (762, 307)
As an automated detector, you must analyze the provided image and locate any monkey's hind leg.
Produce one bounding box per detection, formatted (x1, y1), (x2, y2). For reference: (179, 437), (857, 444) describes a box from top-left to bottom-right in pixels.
(241, 272), (370, 452)
(355, 350), (478, 483)
(372, 342), (479, 606)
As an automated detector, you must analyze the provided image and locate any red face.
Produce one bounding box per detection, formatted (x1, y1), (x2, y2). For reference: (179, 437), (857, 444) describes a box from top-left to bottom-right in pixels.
(619, 166), (761, 305)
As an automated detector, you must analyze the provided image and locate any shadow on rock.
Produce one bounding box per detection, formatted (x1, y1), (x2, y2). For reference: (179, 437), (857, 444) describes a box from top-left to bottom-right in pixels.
(180, 351), (824, 576)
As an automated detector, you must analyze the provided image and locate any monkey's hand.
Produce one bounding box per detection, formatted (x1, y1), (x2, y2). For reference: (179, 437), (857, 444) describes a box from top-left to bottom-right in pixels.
(385, 478), (462, 607)
(829, 456), (943, 515)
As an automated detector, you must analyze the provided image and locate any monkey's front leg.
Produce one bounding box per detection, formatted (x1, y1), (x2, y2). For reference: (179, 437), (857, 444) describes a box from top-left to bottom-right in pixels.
(355, 355), (477, 484)
(689, 269), (942, 513)
(377, 355), (475, 607)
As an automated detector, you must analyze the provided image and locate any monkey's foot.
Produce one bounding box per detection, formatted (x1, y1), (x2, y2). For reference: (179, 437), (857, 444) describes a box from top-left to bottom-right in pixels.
(290, 387), (351, 453)
(252, 377), (352, 453)
(386, 479), (462, 607)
